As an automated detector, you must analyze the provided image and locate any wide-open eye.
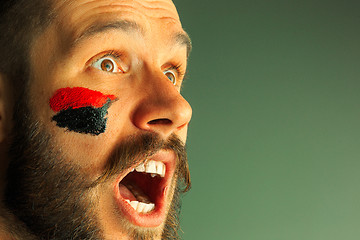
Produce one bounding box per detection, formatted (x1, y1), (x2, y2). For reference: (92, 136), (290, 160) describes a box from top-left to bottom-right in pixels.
(92, 57), (122, 73)
(163, 70), (176, 85)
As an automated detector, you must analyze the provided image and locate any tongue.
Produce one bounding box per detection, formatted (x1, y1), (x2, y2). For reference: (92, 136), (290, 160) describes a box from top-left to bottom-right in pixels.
(119, 182), (152, 203)
(119, 183), (137, 201)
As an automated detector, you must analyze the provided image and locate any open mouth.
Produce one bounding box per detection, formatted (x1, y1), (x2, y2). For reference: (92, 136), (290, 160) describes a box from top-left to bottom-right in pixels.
(114, 151), (176, 227)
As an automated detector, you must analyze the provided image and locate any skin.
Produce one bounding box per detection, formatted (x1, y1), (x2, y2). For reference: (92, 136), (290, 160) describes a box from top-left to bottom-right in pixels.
(0, 0), (192, 239)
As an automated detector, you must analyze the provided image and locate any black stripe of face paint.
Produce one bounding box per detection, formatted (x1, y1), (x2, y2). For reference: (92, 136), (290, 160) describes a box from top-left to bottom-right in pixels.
(52, 101), (111, 135)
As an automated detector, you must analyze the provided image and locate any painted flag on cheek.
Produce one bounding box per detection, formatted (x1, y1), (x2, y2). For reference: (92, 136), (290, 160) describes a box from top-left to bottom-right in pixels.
(49, 87), (117, 135)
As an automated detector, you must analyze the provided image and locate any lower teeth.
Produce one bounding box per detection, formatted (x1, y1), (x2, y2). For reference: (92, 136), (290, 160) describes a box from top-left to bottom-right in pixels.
(125, 200), (155, 213)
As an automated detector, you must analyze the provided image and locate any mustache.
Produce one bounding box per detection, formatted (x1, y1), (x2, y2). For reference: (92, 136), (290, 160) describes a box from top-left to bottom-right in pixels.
(92, 132), (191, 193)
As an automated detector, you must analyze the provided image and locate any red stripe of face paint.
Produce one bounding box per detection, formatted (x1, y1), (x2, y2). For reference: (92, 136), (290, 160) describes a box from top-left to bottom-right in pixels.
(49, 87), (116, 112)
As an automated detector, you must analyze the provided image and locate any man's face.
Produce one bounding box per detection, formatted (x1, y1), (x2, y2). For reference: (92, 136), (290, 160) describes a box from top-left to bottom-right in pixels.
(6, 0), (192, 239)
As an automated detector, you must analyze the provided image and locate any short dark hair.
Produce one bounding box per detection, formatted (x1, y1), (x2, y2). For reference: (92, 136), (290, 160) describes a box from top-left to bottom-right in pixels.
(0, 0), (54, 90)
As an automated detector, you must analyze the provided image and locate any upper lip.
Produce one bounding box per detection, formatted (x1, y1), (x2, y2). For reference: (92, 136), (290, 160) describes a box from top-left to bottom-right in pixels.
(113, 150), (177, 227)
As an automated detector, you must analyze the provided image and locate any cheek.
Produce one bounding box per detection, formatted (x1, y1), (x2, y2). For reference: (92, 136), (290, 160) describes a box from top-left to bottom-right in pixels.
(175, 126), (189, 144)
(49, 87), (117, 135)
(52, 133), (115, 177)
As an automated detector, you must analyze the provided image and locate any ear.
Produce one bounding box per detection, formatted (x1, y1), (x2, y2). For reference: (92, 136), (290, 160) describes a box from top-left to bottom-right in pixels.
(0, 73), (13, 143)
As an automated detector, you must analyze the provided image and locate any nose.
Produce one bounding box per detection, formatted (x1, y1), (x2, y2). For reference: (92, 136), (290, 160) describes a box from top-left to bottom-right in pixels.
(131, 71), (192, 139)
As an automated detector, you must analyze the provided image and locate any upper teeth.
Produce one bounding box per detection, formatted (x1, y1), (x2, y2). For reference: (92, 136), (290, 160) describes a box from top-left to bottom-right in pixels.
(133, 160), (166, 178)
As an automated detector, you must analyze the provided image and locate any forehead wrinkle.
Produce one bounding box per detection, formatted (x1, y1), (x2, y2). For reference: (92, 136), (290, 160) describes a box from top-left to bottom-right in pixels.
(127, 0), (179, 20)
(136, 0), (177, 9)
(55, 0), (179, 23)
(54, 1), (142, 31)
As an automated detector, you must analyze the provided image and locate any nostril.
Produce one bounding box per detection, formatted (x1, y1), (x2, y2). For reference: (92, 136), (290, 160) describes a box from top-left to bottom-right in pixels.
(148, 118), (172, 125)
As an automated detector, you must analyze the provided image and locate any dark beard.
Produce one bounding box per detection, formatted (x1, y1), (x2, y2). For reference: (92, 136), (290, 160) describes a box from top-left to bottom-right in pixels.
(3, 92), (190, 240)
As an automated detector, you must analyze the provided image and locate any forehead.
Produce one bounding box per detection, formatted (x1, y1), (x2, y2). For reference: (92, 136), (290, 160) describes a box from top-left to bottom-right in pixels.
(54, 0), (180, 20)
(52, 0), (183, 42)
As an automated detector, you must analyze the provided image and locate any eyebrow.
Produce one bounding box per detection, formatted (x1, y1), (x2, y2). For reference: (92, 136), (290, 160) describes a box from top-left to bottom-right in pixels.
(72, 20), (143, 47)
(175, 32), (192, 57)
(70, 20), (192, 57)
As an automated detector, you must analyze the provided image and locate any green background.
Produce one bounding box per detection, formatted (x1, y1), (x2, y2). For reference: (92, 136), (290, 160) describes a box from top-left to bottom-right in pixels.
(174, 0), (360, 239)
